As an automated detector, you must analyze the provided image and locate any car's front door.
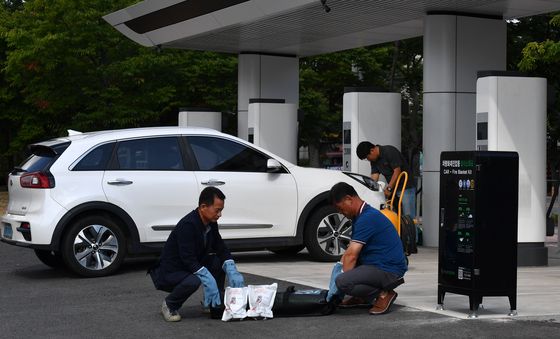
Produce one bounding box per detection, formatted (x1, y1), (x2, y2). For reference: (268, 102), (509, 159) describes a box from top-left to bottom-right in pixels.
(102, 136), (199, 242)
(185, 136), (298, 240)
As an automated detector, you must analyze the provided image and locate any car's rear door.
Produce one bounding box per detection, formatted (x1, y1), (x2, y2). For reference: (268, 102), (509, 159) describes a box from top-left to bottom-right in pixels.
(6, 142), (69, 217)
(185, 135), (298, 239)
(102, 136), (198, 242)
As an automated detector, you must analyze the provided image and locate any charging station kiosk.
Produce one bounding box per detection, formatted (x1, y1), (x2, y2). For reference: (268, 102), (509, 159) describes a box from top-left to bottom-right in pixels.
(438, 151), (519, 318)
(476, 72), (547, 266)
(342, 88), (401, 176)
(178, 108), (222, 130)
(248, 99), (297, 164)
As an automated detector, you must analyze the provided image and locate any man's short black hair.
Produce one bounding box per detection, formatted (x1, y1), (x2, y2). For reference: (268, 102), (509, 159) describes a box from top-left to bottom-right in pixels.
(199, 187), (226, 206)
(330, 182), (358, 204)
(356, 141), (375, 160)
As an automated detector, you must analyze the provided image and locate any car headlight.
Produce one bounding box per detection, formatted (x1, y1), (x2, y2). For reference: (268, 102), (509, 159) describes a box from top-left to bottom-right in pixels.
(343, 172), (380, 191)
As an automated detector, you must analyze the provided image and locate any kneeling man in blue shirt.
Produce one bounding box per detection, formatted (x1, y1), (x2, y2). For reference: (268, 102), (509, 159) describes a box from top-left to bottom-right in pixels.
(326, 182), (407, 315)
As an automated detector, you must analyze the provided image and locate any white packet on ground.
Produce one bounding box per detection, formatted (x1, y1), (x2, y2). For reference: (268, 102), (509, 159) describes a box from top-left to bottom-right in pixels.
(247, 283), (278, 319)
(222, 287), (249, 321)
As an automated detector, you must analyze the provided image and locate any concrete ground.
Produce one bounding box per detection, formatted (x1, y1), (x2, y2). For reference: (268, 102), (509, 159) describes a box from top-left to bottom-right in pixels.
(2, 190), (560, 338)
(236, 241), (560, 321)
(2, 242), (560, 339)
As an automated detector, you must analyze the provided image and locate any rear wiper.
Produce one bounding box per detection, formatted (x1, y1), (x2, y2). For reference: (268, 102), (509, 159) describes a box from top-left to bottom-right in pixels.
(10, 167), (27, 175)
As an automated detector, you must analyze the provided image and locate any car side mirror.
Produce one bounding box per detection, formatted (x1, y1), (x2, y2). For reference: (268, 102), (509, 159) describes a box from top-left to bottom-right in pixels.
(267, 159), (283, 173)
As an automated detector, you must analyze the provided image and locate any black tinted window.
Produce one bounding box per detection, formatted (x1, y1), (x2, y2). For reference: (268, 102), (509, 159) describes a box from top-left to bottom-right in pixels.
(73, 143), (115, 171)
(18, 142), (70, 173)
(116, 137), (184, 170)
(188, 136), (268, 172)
(19, 155), (55, 173)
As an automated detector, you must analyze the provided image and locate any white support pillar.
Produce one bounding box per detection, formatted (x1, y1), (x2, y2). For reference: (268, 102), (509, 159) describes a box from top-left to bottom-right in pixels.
(237, 53), (299, 140)
(422, 13), (506, 247)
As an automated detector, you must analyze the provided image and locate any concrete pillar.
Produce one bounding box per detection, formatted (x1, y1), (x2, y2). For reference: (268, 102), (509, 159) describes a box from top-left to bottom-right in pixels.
(237, 53), (299, 140)
(422, 13), (506, 246)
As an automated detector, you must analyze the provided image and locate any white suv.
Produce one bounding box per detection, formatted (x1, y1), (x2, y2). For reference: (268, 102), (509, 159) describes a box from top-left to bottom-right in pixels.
(1, 127), (384, 277)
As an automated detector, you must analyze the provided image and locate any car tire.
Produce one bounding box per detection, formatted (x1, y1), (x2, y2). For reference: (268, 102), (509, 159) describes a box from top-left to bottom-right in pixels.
(61, 215), (126, 277)
(304, 205), (352, 261)
(269, 245), (305, 256)
(34, 249), (64, 268)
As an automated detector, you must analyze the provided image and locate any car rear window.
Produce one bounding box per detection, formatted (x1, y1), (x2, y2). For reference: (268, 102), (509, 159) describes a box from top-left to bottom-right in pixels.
(16, 142), (70, 173)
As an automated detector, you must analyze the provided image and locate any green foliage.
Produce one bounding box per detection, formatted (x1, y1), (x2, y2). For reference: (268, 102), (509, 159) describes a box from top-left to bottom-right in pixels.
(514, 12), (560, 179)
(299, 39), (423, 165)
(516, 13), (560, 71)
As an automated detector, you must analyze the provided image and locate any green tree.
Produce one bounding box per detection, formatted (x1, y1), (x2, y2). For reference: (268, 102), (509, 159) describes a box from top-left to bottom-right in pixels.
(0, 0), (237, 178)
(299, 48), (383, 167)
(299, 38), (423, 167)
(514, 13), (560, 184)
(0, 0), (25, 178)
(386, 38), (423, 161)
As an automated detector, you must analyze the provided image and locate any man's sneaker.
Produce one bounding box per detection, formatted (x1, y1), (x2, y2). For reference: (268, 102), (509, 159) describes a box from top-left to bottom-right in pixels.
(339, 296), (371, 308)
(161, 301), (181, 322)
(369, 290), (398, 315)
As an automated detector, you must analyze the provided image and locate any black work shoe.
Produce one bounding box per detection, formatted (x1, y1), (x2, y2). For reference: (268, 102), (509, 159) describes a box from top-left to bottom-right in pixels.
(339, 296), (371, 308)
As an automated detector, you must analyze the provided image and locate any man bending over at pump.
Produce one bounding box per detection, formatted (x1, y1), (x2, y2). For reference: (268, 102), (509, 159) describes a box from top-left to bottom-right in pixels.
(149, 187), (244, 322)
(326, 182), (407, 315)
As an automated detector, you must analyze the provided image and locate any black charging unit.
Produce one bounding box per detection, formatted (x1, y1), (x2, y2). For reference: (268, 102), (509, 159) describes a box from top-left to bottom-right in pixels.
(438, 151), (519, 318)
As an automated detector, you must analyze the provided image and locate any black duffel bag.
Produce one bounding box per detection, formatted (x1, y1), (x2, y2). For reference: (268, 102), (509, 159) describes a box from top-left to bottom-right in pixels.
(272, 286), (337, 317)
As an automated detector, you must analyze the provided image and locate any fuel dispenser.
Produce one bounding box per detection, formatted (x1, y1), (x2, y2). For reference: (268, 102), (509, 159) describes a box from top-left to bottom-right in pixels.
(178, 108), (221, 130)
(248, 98), (297, 164)
(438, 151), (518, 318)
(342, 88), (400, 175)
(476, 72), (547, 266)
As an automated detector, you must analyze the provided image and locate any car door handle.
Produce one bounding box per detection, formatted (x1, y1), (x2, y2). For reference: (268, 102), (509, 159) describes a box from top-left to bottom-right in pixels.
(201, 179), (225, 186)
(107, 179), (133, 186)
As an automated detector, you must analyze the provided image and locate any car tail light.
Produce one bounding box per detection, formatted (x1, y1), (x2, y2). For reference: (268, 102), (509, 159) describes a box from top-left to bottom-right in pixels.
(20, 171), (55, 188)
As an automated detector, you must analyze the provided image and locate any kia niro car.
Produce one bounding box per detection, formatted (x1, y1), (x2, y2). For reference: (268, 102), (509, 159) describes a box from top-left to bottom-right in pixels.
(1, 127), (385, 277)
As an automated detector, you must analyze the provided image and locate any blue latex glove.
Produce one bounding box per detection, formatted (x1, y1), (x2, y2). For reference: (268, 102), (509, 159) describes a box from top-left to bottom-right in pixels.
(326, 262), (344, 302)
(222, 259), (245, 288)
(194, 266), (221, 308)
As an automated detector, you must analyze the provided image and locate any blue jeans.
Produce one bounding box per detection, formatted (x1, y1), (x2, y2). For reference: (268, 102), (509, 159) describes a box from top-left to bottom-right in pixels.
(401, 187), (416, 218)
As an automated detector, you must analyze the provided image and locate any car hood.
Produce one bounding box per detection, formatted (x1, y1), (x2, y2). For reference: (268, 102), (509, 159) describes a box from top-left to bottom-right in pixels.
(287, 166), (386, 209)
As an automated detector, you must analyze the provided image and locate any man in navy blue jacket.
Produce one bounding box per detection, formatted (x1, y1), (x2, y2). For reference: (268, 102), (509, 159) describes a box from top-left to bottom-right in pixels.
(149, 187), (245, 321)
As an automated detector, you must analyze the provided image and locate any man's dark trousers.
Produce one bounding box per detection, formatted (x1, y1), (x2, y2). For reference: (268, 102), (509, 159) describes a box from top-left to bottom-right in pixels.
(164, 254), (225, 311)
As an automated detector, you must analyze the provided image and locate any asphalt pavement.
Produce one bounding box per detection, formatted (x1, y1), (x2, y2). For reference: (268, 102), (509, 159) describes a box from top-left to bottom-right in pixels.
(1, 243), (560, 339)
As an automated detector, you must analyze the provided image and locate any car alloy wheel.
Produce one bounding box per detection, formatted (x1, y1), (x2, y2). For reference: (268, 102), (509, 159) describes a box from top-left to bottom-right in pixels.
(73, 224), (119, 270)
(305, 205), (352, 261)
(62, 215), (126, 277)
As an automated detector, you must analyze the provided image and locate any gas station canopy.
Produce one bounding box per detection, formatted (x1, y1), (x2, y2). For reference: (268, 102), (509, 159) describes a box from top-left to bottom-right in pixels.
(104, 0), (560, 57)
